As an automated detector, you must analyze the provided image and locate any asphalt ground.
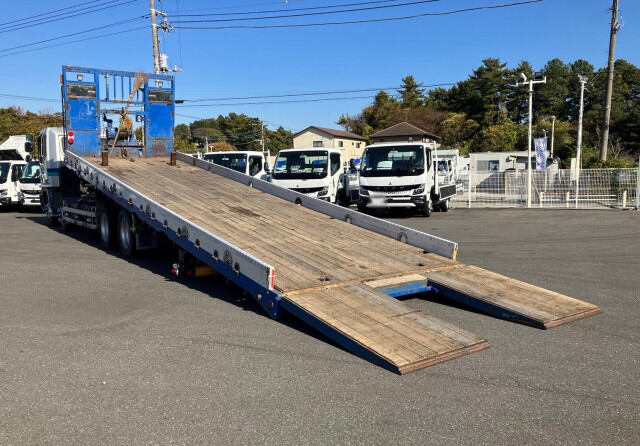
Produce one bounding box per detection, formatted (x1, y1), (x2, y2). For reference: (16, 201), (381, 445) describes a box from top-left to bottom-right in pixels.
(0, 207), (638, 445)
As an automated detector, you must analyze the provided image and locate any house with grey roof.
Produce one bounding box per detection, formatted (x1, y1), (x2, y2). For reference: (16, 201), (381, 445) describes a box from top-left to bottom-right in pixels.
(370, 121), (440, 146)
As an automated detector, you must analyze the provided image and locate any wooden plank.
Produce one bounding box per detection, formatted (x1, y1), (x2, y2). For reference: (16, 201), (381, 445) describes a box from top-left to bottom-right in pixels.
(86, 156), (452, 292)
(283, 284), (488, 373)
(427, 265), (602, 328)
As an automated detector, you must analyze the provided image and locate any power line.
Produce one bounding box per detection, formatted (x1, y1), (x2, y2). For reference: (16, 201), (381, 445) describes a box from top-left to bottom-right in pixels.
(172, 0), (405, 17)
(0, 0), (141, 34)
(0, 27), (147, 59)
(0, 93), (59, 103)
(174, 0), (544, 30)
(179, 83), (454, 102)
(177, 94), (394, 107)
(0, 0), (107, 27)
(0, 17), (146, 54)
(172, 0), (440, 24)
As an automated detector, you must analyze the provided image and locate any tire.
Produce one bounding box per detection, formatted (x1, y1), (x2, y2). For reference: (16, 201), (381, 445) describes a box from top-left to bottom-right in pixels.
(97, 203), (116, 250)
(440, 198), (450, 212)
(60, 217), (71, 232)
(357, 202), (368, 214)
(117, 209), (135, 258)
(421, 201), (432, 217)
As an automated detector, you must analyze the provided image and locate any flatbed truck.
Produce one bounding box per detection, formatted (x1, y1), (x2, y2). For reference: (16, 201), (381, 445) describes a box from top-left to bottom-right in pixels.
(44, 66), (602, 374)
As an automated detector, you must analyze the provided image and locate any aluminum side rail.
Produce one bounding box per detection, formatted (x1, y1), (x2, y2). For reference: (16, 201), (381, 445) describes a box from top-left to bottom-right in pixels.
(65, 151), (281, 317)
(178, 152), (459, 260)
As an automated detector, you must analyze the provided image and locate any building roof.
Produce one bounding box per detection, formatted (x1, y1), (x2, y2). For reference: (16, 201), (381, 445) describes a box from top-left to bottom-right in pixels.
(294, 126), (367, 141)
(371, 121), (440, 141)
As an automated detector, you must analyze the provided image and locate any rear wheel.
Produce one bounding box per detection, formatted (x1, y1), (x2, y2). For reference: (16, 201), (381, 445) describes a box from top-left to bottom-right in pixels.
(439, 198), (450, 212)
(97, 203), (116, 250)
(117, 209), (135, 258)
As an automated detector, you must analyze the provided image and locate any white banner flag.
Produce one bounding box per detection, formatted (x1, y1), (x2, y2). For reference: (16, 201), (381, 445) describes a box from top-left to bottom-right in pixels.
(535, 137), (548, 171)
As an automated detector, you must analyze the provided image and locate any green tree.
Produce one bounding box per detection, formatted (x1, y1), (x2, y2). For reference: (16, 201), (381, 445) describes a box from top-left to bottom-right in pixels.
(398, 75), (425, 108)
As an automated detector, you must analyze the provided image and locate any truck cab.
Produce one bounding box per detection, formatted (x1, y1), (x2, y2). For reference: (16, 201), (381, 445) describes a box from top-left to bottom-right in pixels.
(357, 142), (456, 216)
(0, 160), (26, 208)
(18, 161), (43, 208)
(202, 151), (268, 179)
(270, 148), (344, 204)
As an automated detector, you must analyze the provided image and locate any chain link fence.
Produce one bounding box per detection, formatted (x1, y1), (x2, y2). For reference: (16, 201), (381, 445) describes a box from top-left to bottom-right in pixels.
(453, 168), (639, 209)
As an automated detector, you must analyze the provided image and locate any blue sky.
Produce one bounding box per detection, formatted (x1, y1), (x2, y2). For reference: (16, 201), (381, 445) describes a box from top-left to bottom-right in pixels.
(1, 0), (638, 133)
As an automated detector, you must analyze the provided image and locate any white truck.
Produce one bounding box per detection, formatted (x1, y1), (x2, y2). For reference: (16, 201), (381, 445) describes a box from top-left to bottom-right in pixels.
(202, 151), (269, 179)
(357, 142), (456, 216)
(0, 135), (34, 208)
(270, 148), (351, 205)
(18, 161), (43, 208)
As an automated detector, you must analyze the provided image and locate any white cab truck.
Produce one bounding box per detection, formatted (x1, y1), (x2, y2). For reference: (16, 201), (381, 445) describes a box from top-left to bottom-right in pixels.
(357, 142), (457, 217)
(18, 161), (43, 208)
(202, 151), (269, 179)
(0, 135), (34, 208)
(270, 148), (349, 204)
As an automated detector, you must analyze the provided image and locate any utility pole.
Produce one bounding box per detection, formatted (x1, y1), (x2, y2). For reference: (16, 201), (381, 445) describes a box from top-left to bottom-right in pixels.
(517, 72), (546, 208)
(149, 0), (178, 74)
(600, 0), (620, 162)
(150, 0), (161, 74)
(550, 115), (556, 159)
(575, 75), (588, 209)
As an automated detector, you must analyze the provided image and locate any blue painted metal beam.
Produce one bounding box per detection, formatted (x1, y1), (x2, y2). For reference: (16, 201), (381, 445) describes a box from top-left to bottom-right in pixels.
(378, 281), (433, 299)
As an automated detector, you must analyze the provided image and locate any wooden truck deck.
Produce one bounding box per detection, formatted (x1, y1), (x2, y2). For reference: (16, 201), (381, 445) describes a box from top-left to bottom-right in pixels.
(81, 155), (601, 373)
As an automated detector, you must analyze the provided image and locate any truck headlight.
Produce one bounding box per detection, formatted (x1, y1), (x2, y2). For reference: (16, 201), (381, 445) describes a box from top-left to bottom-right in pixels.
(359, 187), (369, 196)
(413, 184), (425, 195)
(318, 186), (329, 196)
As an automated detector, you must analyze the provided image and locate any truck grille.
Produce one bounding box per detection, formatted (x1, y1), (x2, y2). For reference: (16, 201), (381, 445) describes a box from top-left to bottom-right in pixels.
(21, 190), (41, 196)
(291, 187), (324, 194)
(361, 185), (418, 193)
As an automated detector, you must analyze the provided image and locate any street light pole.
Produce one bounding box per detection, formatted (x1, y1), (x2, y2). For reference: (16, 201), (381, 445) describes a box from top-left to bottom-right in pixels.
(550, 115), (556, 160)
(518, 72), (546, 208)
(575, 75), (588, 209)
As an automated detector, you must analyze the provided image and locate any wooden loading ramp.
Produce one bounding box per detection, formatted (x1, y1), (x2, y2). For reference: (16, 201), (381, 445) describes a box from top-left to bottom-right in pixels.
(80, 156), (601, 372)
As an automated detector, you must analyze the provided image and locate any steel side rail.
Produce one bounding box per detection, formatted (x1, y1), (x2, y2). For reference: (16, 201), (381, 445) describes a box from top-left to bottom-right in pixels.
(65, 151), (281, 317)
(177, 152), (459, 260)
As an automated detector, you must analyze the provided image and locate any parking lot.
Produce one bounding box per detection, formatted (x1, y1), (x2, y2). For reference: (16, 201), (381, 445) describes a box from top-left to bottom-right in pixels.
(1, 208), (638, 445)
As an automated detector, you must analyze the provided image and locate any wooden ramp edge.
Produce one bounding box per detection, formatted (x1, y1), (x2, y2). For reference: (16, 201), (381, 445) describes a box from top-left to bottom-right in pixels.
(280, 283), (489, 374)
(424, 265), (603, 329)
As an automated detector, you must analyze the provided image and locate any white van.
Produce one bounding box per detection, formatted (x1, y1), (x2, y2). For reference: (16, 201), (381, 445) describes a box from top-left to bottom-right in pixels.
(270, 148), (344, 204)
(358, 142), (456, 216)
(202, 151), (268, 179)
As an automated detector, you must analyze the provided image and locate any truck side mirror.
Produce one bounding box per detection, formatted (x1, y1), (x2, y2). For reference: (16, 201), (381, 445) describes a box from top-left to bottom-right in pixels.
(25, 141), (34, 153)
(264, 162), (270, 173)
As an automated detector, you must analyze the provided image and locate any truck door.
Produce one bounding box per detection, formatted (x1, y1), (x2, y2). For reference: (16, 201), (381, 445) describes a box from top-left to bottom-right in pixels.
(248, 155), (263, 177)
(10, 164), (25, 201)
(330, 152), (341, 202)
(146, 88), (174, 155)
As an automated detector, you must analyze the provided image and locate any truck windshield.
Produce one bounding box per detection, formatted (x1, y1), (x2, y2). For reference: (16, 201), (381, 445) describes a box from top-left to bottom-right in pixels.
(273, 151), (328, 180)
(360, 145), (426, 177)
(203, 153), (247, 173)
(20, 162), (41, 184)
(0, 162), (9, 184)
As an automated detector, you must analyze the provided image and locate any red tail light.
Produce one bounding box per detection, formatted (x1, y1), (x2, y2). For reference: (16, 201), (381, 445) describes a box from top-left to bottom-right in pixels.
(67, 131), (75, 145)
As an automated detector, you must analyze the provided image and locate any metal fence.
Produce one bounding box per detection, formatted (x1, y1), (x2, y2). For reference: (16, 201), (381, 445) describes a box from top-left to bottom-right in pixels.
(453, 168), (639, 209)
